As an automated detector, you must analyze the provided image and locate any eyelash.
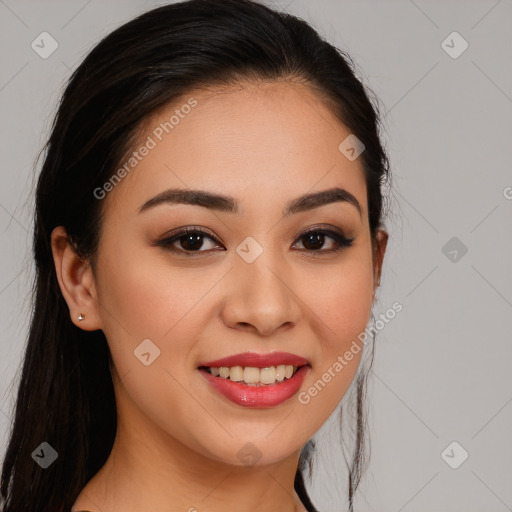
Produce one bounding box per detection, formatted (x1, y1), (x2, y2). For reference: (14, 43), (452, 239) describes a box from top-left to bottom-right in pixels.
(156, 225), (354, 257)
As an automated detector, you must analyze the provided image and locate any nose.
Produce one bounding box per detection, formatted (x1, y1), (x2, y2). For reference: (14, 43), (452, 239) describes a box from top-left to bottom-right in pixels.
(220, 257), (302, 337)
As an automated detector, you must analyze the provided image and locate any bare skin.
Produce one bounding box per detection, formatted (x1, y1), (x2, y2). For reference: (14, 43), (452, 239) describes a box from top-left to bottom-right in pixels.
(52, 79), (387, 512)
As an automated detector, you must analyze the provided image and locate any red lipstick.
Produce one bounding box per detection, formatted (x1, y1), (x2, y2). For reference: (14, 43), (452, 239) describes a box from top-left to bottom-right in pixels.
(199, 351), (309, 368)
(198, 351), (310, 408)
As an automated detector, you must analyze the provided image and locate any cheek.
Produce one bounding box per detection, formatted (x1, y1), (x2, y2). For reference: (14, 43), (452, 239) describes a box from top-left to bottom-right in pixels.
(294, 266), (373, 428)
(94, 248), (213, 437)
(96, 246), (209, 341)
(298, 249), (374, 408)
(303, 252), (374, 344)
(94, 241), (228, 395)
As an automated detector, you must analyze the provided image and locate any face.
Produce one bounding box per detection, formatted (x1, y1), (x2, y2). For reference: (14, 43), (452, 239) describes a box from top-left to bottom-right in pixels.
(88, 80), (385, 466)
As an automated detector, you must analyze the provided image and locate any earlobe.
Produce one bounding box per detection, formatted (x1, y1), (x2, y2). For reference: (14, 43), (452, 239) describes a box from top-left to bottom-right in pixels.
(50, 226), (102, 331)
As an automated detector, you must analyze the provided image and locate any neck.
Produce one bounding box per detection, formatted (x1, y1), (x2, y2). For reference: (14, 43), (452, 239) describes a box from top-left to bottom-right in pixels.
(72, 383), (308, 512)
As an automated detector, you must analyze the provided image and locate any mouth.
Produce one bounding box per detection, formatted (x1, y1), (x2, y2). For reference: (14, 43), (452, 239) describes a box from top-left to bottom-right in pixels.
(198, 364), (308, 387)
(198, 363), (311, 408)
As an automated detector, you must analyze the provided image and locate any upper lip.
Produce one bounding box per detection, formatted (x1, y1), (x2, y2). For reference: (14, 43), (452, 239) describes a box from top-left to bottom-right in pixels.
(198, 351), (309, 368)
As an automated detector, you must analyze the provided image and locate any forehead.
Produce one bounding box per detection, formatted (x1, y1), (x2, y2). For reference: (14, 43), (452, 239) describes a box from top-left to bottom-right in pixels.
(103, 80), (368, 218)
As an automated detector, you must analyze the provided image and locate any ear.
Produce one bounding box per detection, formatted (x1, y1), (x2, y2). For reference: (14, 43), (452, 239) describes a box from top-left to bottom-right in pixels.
(372, 228), (388, 298)
(51, 226), (102, 331)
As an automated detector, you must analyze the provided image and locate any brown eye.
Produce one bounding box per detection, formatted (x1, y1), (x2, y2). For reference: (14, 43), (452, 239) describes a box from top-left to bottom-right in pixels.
(157, 227), (223, 255)
(176, 232), (207, 251)
(155, 226), (354, 257)
(294, 228), (354, 253)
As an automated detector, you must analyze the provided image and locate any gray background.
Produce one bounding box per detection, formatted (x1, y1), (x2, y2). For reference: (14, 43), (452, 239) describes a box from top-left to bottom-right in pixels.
(0, 1), (511, 511)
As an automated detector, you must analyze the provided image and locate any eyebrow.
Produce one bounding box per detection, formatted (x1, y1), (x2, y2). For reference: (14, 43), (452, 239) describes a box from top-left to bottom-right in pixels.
(138, 186), (363, 218)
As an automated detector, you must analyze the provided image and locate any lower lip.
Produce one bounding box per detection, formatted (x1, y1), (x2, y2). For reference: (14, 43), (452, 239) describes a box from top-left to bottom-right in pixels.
(199, 366), (309, 408)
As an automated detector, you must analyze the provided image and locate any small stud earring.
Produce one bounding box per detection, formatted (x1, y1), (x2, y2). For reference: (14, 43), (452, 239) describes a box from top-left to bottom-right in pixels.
(78, 313), (85, 322)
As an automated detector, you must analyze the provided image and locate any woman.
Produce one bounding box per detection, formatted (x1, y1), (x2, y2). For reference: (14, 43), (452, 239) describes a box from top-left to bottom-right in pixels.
(0, 0), (390, 510)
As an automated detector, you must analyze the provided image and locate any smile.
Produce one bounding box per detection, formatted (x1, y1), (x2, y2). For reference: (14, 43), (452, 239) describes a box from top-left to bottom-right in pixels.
(199, 364), (303, 386)
(198, 365), (310, 408)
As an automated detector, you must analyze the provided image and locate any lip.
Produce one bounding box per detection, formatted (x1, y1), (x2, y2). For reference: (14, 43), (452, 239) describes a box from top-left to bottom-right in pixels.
(198, 351), (309, 368)
(199, 365), (310, 408)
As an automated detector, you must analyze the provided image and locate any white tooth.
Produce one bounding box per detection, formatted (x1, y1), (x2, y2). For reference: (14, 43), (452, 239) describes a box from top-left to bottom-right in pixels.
(243, 367), (260, 384)
(219, 367), (230, 379)
(210, 365), (298, 384)
(275, 365), (286, 381)
(260, 367), (277, 384)
(230, 366), (244, 382)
